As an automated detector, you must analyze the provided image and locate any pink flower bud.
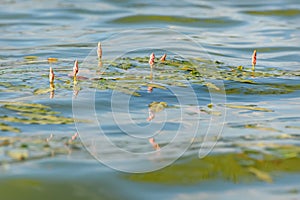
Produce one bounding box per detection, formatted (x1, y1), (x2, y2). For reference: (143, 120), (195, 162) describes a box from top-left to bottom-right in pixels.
(160, 54), (167, 61)
(149, 53), (155, 66)
(97, 42), (102, 59)
(252, 50), (257, 66)
(49, 67), (55, 83)
(73, 59), (79, 77)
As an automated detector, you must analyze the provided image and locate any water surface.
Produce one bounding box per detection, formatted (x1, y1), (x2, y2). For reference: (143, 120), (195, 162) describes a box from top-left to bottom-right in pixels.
(0, 0), (300, 199)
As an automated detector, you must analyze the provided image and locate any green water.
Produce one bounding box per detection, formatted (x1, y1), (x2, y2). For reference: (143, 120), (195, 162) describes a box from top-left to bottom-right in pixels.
(1, 0), (300, 199)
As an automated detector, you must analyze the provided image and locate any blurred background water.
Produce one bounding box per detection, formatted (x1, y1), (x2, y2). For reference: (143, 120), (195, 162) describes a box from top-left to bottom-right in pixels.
(0, 0), (300, 199)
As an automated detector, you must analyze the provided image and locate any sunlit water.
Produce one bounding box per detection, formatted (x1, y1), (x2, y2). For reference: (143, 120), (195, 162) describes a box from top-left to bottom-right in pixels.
(0, 0), (300, 199)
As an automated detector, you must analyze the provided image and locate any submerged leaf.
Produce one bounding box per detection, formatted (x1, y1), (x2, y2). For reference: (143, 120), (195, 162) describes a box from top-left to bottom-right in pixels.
(248, 167), (273, 183)
(24, 56), (38, 61)
(237, 65), (244, 70)
(33, 88), (53, 95)
(0, 114), (76, 125)
(7, 149), (29, 160)
(226, 104), (273, 112)
(244, 124), (280, 132)
(20, 113), (75, 124)
(47, 57), (58, 63)
(113, 87), (141, 97)
(0, 137), (12, 146)
(205, 82), (220, 91)
(0, 122), (21, 133)
(3, 104), (58, 115)
(0, 102), (49, 109)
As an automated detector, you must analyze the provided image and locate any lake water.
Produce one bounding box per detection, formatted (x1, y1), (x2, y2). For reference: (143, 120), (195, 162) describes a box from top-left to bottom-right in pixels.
(1, 0), (300, 199)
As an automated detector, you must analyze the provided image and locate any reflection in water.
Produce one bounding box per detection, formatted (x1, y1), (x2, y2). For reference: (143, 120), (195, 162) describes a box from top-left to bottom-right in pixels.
(46, 133), (53, 142)
(147, 108), (155, 121)
(98, 60), (103, 68)
(68, 132), (79, 144)
(147, 101), (168, 150)
(146, 54), (170, 150)
(149, 137), (160, 150)
(147, 67), (153, 93)
(49, 82), (55, 99)
(49, 67), (55, 83)
(147, 101), (168, 122)
(73, 80), (79, 97)
(97, 41), (102, 59)
(49, 67), (55, 99)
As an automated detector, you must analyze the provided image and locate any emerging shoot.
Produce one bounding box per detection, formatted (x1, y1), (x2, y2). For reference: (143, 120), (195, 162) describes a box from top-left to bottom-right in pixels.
(97, 42), (102, 59)
(252, 50), (257, 71)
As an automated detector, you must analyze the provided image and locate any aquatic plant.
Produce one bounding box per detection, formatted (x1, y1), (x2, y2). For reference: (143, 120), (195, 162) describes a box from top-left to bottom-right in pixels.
(0, 101), (82, 127)
(97, 41), (102, 59)
(148, 52), (155, 66)
(160, 53), (167, 61)
(252, 49), (257, 71)
(49, 67), (55, 83)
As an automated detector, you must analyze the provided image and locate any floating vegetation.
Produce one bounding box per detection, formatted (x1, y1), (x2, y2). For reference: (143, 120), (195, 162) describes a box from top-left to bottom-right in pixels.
(96, 56), (299, 97)
(148, 102), (168, 113)
(2, 102), (58, 115)
(147, 102), (168, 121)
(1, 54), (300, 99)
(0, 102), (81, 131)
(1, 102), (49, 109)
(0, 122), (20, 133)
(0, 82), (32, 91)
